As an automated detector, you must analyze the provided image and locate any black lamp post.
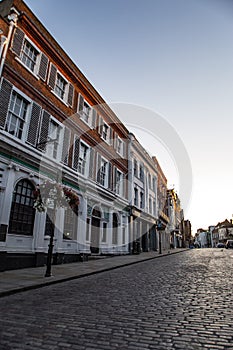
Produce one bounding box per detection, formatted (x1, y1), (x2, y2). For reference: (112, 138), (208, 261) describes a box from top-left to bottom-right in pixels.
(36, 137), (59, 277)
(44, 193), (57, 277)
(44, 167), (62, 278)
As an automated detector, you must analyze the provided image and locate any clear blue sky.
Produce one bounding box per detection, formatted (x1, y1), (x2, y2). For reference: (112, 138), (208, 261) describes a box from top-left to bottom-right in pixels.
(24, 0), (233, 233)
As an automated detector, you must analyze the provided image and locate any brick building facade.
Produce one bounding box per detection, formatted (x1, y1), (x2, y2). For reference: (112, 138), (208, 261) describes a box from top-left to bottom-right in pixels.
(0, 0), (129, 270)
(0, 0), (188, 271)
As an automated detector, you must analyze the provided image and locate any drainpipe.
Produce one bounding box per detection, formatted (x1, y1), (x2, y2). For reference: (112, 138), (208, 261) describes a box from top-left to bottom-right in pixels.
(0, 9), (19, 79)
(128, 133), (134, 254)
(0, 34), (7, 60)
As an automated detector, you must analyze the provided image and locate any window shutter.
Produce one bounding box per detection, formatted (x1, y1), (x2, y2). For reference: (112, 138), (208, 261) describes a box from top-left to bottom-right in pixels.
(37, 110), (50, 151)
(122, 173), (126, 199)
(89, 148), (95, 180)
(113, 166), (116, 193)
(78, 93), (84, 113)
(111, 129), (115, 147)
(108, 162), (113, 190)
(67, 83), (74, 107)
(11, 27), (25, 57)
(38, 53), (49, 81)
(98, 116), (103, 136)
(26, 102), (42, 146)
(48, 63), (57, 89)
(0, 78), (13, 128)
(109, 127), (113, 146)
(62, 127), (71, 165)
(122, 140), (126, 158)
(96, 153), (101, 183)
(72, 136), (79, 170)
(114, 134), (118, 150)
(92, 109), (97, 129)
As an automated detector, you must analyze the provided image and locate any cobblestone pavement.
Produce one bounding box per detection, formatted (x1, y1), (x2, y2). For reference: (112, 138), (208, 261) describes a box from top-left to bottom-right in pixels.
(1, 248), (233, 350)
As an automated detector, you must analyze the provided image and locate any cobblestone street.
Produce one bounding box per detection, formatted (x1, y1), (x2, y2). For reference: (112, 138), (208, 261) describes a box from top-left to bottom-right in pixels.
(1, 249), (233, 350)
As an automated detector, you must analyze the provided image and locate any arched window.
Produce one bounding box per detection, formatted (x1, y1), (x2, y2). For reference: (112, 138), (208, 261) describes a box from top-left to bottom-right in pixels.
(9, 179), (35, 236)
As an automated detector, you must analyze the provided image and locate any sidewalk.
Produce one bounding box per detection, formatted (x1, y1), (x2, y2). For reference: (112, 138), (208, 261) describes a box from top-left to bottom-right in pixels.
(0, 248), (189, 298)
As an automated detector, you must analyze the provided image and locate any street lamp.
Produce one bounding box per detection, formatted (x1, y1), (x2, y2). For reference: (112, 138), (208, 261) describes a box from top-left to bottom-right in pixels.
(44, 185), (57, 277)
(36, 137), (60, 277)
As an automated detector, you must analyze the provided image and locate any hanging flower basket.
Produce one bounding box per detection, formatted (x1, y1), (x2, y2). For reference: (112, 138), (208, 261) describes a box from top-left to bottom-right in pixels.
(33, 180), (79, 212)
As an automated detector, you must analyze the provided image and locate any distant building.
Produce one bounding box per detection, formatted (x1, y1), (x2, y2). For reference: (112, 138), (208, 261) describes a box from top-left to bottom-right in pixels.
(128, 134), (158, 253)
(167, 189), (183, 248)
(152, 156), (170, 251)
(213, 219), (233, 244)
(180, 219), (192, 248)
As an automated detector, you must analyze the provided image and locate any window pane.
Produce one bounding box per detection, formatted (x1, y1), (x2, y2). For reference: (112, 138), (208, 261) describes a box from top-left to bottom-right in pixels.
(21, 39), (38, 72)
(9, 180), (35, 236)
(63, 208), (78, 240)
(6, 91), (29, 139)
(54, 73), (66, 100)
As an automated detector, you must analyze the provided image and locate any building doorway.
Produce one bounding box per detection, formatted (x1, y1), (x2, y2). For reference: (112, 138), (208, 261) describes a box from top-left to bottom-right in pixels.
(90, 208), (101, 253)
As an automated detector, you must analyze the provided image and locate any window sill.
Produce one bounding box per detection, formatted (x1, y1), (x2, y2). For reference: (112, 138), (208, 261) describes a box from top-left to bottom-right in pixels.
(51, 90), (69, 107)
(79, 116), (94, 129)
(15, 57), (40, 80)
(116, 150), (124, 157)
(100, 136), (111, 145)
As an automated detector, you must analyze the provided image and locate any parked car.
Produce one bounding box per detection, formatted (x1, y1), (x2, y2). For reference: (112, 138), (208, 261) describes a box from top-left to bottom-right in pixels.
(225, 240), (233, 249)
(216, 243), (225, 248)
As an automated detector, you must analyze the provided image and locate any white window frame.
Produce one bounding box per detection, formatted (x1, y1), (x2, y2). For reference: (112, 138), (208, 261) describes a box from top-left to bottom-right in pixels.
(52, 70), (69, 105)
(101, 121), (111, 144)
(139, 164), (144, 181)
(5, 87), (31, 142)
(78, 140), (90, 177)
(63, 207), (78, 240)
(78, 97), (93, 127)
(116, 136), (124, 157)
(98, 156), (109, 188)
(46, 116), (64, 161)
(16, 35), (41, 79)
(115, 169), (123, 196)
